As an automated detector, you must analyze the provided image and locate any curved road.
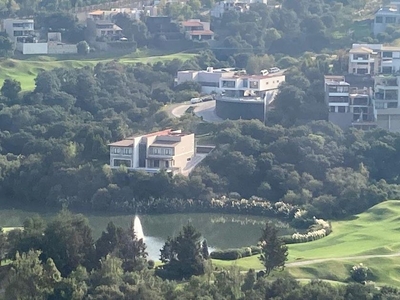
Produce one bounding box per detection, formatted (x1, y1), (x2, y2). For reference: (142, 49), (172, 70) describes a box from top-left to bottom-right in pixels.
(170, 100), (222, 123)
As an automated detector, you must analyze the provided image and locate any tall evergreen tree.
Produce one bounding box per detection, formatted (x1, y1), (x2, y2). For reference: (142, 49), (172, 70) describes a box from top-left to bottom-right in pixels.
(259, 222), (288, 276)
(158, 224), (206, 280)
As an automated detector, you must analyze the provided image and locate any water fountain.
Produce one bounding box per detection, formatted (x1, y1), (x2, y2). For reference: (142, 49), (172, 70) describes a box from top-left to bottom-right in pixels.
(133, 215), (145, 241)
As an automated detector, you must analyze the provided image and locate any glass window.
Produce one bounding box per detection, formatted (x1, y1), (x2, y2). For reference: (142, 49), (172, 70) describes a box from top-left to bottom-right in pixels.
(338, 106), (346, 113)
(386, 16), (396, 23)
(222, 81), (235, 88)
(388, 102), (398, 108)
(242, 79), (248, 88)
(165, 148), (172, 155)
(383, 51), (393, 58)
(376, 16), (383, 23)
(249, 81), (259, 88)
(114, 159), (131, 167)
(382, 66), (393, 74)
(330, 106), (336, 112)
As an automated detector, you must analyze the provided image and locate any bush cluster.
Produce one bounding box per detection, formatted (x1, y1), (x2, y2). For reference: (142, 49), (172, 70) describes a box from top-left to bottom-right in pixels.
(210, 246), (261, 260)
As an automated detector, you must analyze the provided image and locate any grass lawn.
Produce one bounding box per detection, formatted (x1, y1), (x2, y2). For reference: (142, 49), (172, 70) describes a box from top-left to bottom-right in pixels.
(0, 51), (196, 91)
(212, 200), (400, 286)
(287, 256), (400, 287)
(289, 200), (400, 261)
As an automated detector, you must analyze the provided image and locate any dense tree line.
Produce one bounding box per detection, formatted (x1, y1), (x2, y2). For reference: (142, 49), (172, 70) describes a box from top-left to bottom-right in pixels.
(212, 0), (369, 58)
(1, 211), (399, 299)
(1, 56), (400, 220)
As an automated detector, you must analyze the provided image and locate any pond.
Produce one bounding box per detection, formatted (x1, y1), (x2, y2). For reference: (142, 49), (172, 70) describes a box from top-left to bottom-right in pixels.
(0, 208), (299, 260)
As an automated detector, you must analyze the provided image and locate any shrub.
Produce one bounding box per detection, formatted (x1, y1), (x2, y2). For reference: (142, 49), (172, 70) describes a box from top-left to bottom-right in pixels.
(351, 263), (369, 283)
(210, 249), (243, 260)
(250, 245), (261, 255)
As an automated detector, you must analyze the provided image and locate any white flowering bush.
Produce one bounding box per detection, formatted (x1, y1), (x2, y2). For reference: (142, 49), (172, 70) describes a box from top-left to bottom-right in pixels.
(290, 216), (332, 243)
(351, 263), (369, 283)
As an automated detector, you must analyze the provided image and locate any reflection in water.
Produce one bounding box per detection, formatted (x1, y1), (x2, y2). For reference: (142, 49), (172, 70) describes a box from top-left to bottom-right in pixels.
(0, 209), (296, 260)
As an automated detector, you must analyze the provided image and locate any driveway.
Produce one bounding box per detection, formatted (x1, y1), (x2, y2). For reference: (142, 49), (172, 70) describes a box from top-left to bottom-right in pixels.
(170, 100), (222, 123)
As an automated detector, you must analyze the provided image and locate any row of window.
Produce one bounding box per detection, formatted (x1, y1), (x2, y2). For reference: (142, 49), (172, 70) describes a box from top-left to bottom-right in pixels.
(148, 147), (173, 155)
(112, 147), (132, 155)
(375, 16), (398, 24)
(221, 80), (279, 89)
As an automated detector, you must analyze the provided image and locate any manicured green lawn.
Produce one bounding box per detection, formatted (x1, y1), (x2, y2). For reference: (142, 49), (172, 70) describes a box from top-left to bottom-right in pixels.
(0, 51), (196, 91)
(287, 256), (400, 287)
(289, 200), (400, 261)
(213, 200), (400, 286)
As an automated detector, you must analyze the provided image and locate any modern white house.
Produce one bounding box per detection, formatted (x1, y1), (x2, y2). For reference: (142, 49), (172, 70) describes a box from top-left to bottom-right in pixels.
(372, 2), (400, 36)
(324, 75), (376, 130)
(348, 44), (400, 75)
(108, 129), (198, 175)
(176, 67), (238, 94)
(3, 18), (77, 55)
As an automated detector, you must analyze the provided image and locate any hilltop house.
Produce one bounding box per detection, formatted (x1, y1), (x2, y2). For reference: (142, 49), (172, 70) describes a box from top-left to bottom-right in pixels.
(180, 19), (214, 41)
(109, 129), (207, 175)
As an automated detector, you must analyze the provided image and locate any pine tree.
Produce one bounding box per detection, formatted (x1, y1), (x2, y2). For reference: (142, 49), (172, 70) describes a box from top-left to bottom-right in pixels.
(202, 239), (209, 259)
(259, 222), (288, 276)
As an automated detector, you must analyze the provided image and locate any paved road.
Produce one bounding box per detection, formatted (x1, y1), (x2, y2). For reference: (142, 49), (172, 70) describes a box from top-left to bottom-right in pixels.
(170, 100), (222, 123)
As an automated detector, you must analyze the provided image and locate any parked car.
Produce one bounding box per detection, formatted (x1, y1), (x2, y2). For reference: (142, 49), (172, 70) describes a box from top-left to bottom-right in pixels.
(190, 97), (202, 104)
(269, 67), (280, 73)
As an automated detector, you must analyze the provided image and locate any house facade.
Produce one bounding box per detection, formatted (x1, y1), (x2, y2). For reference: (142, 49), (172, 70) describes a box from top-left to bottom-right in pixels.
(324, 75), (376, 130)
(3, 19), (77, 55)
(176, 67), (237, 93)
(348, 44), (400, 75)
(108, 129), (196, 175)
(180, 19), (214, 40)
(373, 2), (400, 36)
(215, 70), (285, 121)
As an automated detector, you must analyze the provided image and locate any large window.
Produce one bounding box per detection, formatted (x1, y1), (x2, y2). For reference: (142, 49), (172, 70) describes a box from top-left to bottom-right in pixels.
(338, 106), (346, 113)
(249, 81), (259, 88)
(382, 66), (393, 74)
(222, 80), (235, 88)
(199, 81), (218, 87)
(388, 102), (398, 108)
(383, 51), (393, 58)
(375, 16), (383, 23)
(242, 79), (248, 88)
(114, 159), (131, 167)
(353, 54), (368, 60)
(386, 16), (397, 23)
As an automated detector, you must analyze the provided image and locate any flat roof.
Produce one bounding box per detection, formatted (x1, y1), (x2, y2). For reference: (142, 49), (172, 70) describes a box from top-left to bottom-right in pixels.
(109, 139), (134, 147)
(151, 141), (180, 147)
(381, 46), (400, 51)
(349, 47), (374, 54)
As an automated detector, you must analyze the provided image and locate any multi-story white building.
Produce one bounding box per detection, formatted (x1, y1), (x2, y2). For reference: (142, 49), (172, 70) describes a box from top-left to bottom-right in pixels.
(176, 67), (237, 94)
(215, 70), (285, 121)
(324, 75), (376, 130)
(108, 129), (198, 175)
(348, 44), (400, 75)
(3, 19), (34, 43)
(373, 2), (400, 36)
